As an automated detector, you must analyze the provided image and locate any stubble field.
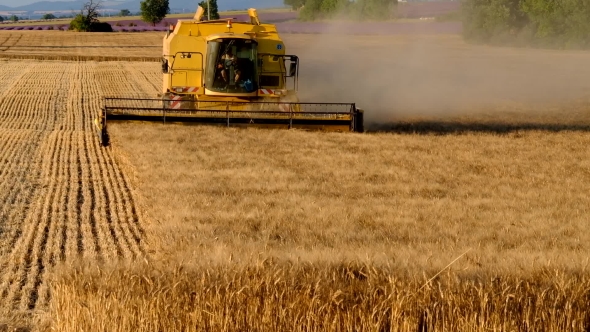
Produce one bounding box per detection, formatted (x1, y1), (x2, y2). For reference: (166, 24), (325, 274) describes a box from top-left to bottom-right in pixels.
(0, 30), (589, 331)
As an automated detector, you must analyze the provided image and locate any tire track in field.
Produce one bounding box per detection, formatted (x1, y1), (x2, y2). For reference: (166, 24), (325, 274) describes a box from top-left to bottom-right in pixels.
(0, 34), (22, 52)
(0, 34), (13, 47)
(0, 34), (16, 51)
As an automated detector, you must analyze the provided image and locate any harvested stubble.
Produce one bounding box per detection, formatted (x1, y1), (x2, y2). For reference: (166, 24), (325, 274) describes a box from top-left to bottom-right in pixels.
(0, 31), (162, 60)
(0, 60), (152, 327)
(47, 261), (590, 331)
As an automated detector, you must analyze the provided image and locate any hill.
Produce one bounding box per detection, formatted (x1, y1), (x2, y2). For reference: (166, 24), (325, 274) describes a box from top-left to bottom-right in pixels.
(2, 0), (286, 13)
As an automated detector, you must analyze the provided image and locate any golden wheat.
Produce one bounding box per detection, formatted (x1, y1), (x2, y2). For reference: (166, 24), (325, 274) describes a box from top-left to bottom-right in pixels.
(46, 261), (590, 332)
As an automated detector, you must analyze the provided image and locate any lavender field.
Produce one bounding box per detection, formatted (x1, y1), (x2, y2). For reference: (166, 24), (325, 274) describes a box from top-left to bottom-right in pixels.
(396, 0), (459, 19)
(0, 2), (462, 34)
(0, 12), (298, 32)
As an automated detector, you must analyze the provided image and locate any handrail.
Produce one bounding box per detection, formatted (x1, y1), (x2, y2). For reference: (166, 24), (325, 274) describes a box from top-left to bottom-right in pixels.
(103, 97), (353, 107)
(104, 107), (354, 116)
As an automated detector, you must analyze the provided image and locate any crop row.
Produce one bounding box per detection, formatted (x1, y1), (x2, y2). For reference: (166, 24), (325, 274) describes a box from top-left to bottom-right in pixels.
(0, 61), (150, 314)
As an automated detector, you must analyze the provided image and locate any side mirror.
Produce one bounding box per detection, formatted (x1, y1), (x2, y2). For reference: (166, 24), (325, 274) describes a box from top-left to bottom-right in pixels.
(162, 59), (168, 74)
(289, 62), (297, 77)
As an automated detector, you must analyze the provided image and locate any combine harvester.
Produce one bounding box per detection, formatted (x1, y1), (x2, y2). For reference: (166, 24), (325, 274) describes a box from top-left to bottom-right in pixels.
(96, 6), (364, 146)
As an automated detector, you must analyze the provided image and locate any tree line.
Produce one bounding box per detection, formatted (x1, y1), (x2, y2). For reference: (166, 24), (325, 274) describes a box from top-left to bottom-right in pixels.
(0, 11), (131, 23)
(68, 0), (171, 32)
(285, 0), (398, 21)
(462, 0), (590, 49)
(67, 0), (221, 32)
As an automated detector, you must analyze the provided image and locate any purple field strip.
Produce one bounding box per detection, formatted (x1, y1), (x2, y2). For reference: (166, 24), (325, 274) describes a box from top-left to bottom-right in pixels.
(112, 26), (169, 32)
(0, 22), (462, 34)
(396, 1), (460, 18)
(0, 12), (299, 30)
(108, 12), (297, 27)
(277, 21), (462, 35)
(0, 2), (462, 34)
(0, 25), (67, 30)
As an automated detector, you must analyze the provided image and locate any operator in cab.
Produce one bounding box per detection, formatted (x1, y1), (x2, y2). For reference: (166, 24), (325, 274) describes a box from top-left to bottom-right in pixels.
(221, 50), (240, 84)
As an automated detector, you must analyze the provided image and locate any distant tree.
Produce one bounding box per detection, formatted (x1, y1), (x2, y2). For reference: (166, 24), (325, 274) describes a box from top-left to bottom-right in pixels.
(140, 0), (170, 26)
(69, 0), (113, 32)
(119, 9), (131, 16)
(9, 15), (19, 22)
(69, 0), (101, 31)
(197, 0), (220, 20)
(0, 16), (3, 23)
(42, 13), (57, 20)
(70, 14), (92, 31)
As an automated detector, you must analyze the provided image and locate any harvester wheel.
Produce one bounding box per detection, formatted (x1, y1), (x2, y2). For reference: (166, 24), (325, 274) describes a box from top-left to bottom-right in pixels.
(100, 128), (110, 147)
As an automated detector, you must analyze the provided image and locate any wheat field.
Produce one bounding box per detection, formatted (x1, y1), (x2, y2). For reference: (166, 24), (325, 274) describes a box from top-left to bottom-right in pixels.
(0, 30), (589, 331)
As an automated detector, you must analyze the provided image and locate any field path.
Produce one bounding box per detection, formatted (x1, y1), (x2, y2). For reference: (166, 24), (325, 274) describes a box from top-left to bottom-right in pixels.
(0, 60), (155, 315)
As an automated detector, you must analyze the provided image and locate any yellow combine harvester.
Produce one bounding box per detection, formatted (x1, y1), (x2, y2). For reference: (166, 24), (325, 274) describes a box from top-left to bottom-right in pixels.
(96, 6), (364, 146)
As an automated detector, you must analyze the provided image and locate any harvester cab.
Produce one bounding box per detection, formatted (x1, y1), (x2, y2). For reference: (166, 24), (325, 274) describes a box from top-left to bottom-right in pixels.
(96, 7), (364, 146)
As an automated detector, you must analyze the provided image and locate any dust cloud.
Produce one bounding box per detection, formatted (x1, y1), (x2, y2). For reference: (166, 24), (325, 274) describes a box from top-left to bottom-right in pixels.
(282, 31), (590, 125)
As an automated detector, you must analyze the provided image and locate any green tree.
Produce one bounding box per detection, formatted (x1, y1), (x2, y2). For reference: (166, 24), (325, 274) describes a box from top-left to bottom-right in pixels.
(299, 0), (323, 20)
(119, 9), (131, 16)
(0, 16), (3, 23)
(197, 0), (219, 20)
(9, 15), (19, 22)
(69, 0), (113, 32)
(354, 0), (396, 20)
(140, 0), (170, 26)
(70, 0), (101, 31)
(462, 0), (590, 48)
(70, 14), (92, 31)
(42, 13), (56, 20)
